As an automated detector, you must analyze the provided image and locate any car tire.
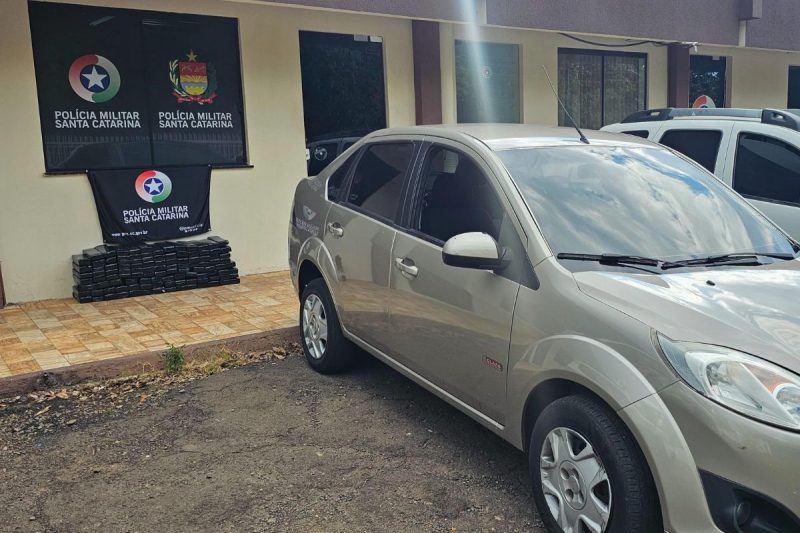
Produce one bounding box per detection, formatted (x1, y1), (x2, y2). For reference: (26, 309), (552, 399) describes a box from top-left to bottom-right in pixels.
(529, 394), (661, 533)
(299, 278), (356, 374)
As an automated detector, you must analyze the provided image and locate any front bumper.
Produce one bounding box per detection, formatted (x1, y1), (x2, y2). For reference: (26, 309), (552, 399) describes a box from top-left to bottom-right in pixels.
(659, 381), (800, 529)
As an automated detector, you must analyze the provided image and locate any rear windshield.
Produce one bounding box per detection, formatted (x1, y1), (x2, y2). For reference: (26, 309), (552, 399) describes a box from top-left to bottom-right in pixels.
(497, 146), (795, 261)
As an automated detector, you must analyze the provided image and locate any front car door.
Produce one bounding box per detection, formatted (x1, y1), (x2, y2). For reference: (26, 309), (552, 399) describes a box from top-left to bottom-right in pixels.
(323, 140), (419, 352)
(724, 123), (800, 239)
(386, 140), (536, 425)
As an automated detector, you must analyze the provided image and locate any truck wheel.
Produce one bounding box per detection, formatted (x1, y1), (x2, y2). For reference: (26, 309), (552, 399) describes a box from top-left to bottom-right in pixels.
(299, 278), (356, 374)
(529, 395), (661, 533)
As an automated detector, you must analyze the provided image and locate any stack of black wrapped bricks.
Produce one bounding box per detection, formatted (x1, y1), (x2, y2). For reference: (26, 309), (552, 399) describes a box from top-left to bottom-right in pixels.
(72, 236), (239, 303)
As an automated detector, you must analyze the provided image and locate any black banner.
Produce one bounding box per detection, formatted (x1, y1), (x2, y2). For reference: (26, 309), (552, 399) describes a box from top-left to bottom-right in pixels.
(88, 166), (211, 243)
(29, 2), (246, 172)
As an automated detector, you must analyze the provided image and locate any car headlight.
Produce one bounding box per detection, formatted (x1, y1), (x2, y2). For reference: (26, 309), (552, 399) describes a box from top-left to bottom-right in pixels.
(657, 334), (800, 430)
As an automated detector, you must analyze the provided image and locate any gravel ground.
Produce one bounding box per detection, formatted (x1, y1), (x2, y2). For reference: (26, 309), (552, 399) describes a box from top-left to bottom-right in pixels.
(0, 347), (544, 532)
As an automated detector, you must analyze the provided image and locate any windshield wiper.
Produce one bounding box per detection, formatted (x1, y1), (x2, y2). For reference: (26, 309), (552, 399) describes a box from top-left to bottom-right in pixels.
(661, 252), (796, 270)
(557, 253), (660, 267)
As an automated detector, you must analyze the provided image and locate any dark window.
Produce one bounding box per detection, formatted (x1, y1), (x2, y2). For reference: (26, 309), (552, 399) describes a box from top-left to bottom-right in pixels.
(455, 41), (520, 123)
(789, 66), (800, 109)
(412, 145), (535, 286)
(347, 143), (413, 221)
(300, 31), (384, 174)
(28, 1), (246, 172)
(308, 142), (339, 176)
(558, 49), (647, 129)
(622, 130), (650, 138)
(414, 147), (504, 243)
(690, 55), (728, 108)
(734, 133), (800, 206)
(659, 130), (722, 172)
(327, 152), (357, 202)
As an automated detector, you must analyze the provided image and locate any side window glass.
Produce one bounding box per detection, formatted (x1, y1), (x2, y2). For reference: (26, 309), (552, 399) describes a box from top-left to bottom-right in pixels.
(659, 129), (722, 172)
(412, 145), (536, 286)
(308, 142), (338, 175)
(734, 132), (800, 205)
(414, 147), (504, 242)
(347, 143), (414, 221)
(621, 130), (650, 139)
(327, 152), (356, 202)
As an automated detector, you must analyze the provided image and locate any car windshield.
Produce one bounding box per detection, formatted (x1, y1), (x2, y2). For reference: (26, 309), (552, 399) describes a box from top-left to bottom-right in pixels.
(497, 145), (796, 262)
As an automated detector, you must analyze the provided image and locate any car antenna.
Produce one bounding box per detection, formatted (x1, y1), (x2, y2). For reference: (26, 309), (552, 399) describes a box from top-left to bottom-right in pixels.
(541, 65), (589, 144)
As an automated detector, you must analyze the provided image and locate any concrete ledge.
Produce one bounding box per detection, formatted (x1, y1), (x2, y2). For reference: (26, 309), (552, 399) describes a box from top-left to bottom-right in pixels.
(0, 326), (299, 398)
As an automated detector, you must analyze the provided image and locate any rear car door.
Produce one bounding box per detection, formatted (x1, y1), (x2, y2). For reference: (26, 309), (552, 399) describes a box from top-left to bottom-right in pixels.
(386, 141), (533, 425)
(654, 121), (733, 175)
(725, 124), (800, 239)
(323, 140), (419, 352)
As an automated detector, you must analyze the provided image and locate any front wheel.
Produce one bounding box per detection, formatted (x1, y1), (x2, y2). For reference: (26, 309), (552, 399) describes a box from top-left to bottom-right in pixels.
(529, 395), (661, 533)
(299, 278), (356, 374)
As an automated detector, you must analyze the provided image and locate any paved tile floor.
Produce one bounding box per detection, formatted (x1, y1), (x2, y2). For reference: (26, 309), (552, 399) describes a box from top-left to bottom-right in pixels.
(0, 271), (298, 379)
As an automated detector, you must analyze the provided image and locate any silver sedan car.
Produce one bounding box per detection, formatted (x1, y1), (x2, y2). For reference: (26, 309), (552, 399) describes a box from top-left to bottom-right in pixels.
(288, 124), (800, 532)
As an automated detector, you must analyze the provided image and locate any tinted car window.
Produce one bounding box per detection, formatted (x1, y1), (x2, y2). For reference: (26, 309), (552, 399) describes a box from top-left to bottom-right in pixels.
(347, 143), (414, 221)
(659, 129), (722, 172)
(734, 132), (800, 205)
(327, 152), (356, 202)
(308, 142), (338, 175)
(413, 145), (536, 286)
(414, 147), (504, 243)
(498, 146), (794, 262)
(621, 130), (650, 139)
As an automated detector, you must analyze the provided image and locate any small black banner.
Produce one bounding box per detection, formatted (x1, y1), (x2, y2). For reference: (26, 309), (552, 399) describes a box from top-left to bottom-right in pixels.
(88, 166), (211, 243)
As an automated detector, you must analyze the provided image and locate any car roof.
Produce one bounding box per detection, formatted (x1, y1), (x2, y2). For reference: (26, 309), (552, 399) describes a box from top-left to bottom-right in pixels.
(616, 108), (800, 131)
(621, 115), (761, 125)
(365, 124), (659, 150)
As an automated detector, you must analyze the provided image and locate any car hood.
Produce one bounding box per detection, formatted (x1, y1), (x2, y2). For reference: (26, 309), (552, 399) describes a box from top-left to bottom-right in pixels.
(574, 261), (800, 373)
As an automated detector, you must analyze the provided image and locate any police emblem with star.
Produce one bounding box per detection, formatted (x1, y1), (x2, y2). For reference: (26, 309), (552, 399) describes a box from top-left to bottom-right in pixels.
(68, 54), (121, 103)
(135, 170), (173, 204)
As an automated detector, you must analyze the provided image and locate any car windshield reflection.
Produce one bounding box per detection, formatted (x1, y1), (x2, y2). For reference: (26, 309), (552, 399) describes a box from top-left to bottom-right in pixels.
(497, 145), (796, 266)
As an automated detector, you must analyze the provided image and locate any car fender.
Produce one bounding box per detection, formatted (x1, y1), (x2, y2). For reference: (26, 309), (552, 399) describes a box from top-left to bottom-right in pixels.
(507, 335), (717, 532)
(619, 392), (719, 532)
(507, 334), (659, 450)
(296, 236), (336, 285)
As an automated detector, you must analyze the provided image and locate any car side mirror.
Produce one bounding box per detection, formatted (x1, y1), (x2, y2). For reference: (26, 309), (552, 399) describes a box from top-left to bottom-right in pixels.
(442, 232), (510, 271)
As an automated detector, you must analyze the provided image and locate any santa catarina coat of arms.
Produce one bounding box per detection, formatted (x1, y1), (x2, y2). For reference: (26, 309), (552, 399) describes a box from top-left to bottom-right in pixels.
(169, 49), (218, 104)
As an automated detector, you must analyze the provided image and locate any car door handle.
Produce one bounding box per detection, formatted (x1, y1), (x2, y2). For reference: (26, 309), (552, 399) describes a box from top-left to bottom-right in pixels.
(395, 257), (419, 278)
(327, 222), (344, 238)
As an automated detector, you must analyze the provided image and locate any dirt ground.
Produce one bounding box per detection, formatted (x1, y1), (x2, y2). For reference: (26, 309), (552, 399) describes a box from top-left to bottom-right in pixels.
(0, 349), (544, 532)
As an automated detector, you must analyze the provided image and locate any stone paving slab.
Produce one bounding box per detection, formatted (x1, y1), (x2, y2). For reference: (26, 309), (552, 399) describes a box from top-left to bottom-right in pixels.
(0, 271), (298, 379)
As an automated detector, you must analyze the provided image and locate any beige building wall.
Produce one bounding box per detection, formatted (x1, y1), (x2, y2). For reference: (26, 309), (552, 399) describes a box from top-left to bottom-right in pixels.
(695, 44), (800, 109)
(439, 24), (669, 126)
(0, 0), (416, 302)
(4, 0), (800, 304)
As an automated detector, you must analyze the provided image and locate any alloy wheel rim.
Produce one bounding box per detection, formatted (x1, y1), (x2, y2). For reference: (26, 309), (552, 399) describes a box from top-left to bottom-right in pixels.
(540, 427), (612, 533)
(302, 294), (328, 359)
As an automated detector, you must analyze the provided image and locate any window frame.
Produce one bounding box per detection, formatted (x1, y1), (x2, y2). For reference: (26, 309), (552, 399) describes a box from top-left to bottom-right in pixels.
(338, 140), (421, 226)
(732, 131), (800, 208)
(557, 47), (648, 128)
(325, 148), (360, 203)
(404, 143), (489, 246)
(789, 66), (800, 109)
(399, 140), (539, 288)
(689, 54), (729, 108)
(620, 130), (651, 139)
(454, 39), (522, 124)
